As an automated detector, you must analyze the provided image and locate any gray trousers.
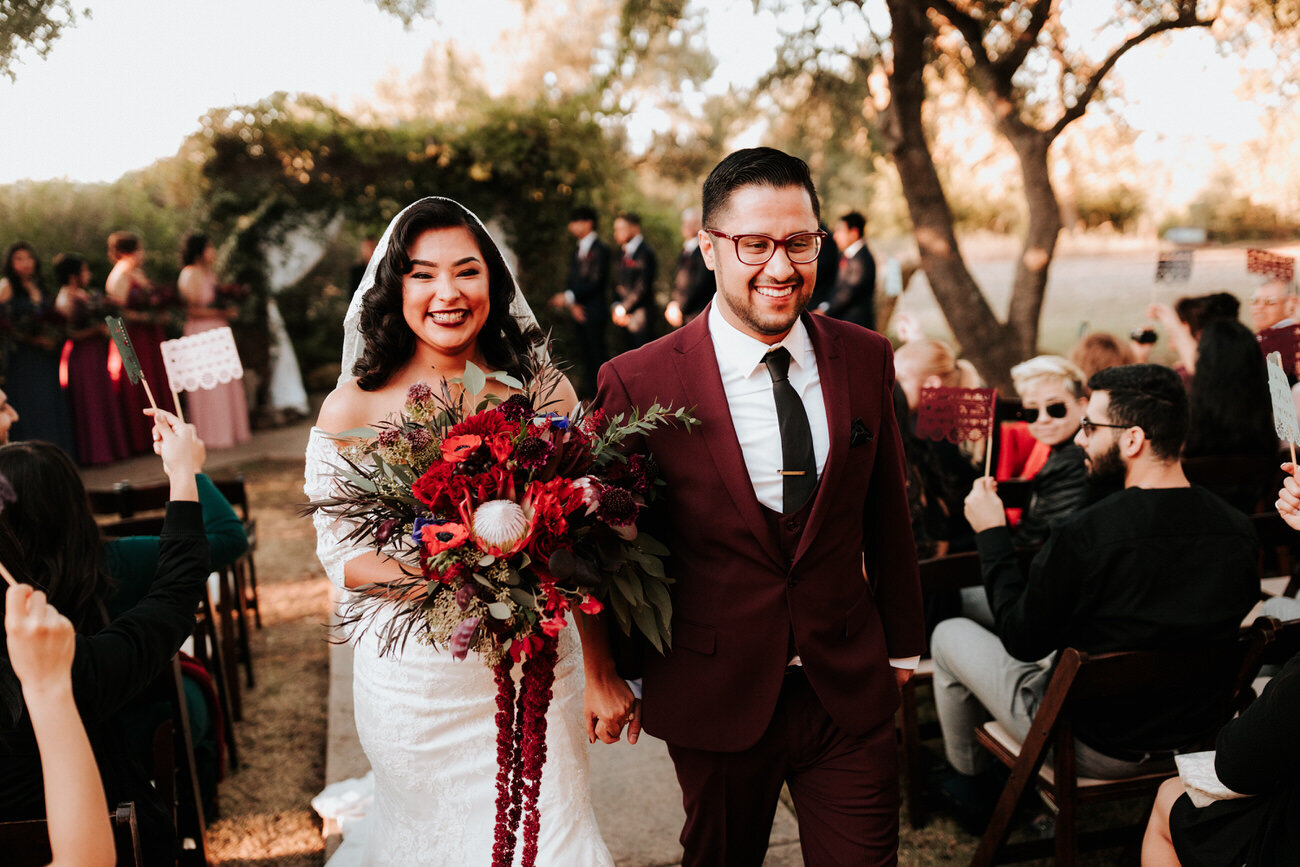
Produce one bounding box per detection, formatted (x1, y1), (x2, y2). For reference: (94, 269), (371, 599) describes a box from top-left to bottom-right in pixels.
(931, 617), (1171, 780)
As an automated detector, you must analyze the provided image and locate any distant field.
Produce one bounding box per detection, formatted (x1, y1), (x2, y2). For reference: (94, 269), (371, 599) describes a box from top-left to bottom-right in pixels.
(885, 238), (1300, 368)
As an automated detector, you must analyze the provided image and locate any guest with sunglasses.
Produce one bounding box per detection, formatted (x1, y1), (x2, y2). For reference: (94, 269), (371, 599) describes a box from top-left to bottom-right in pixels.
(958, 356), (1090, 628)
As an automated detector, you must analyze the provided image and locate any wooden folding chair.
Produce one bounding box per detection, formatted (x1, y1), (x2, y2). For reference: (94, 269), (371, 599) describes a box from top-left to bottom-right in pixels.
(0, 801), (144, 867)
(154, 656), (212, 865)
(211, 475), (262, 631)
(900, 547), (1038, 827)
(968, 621), (1274, 866)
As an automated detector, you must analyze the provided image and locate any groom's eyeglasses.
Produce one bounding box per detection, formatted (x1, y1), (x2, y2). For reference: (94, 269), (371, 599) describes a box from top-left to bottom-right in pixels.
(704, 229), (827, 266)
(1021, 402), (1069, 423)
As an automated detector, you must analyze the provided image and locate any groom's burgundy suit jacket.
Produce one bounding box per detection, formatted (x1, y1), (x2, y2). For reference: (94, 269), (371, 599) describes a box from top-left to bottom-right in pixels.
(594, 307), (925, 752)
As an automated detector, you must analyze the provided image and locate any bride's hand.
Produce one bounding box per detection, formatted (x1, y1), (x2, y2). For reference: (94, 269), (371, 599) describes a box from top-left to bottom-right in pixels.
(584, 666), (637, 745)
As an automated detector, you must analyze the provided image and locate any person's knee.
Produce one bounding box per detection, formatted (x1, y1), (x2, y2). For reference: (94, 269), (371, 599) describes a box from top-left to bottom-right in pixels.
(1149, 776), (1185, 837)
(931, 617), (986, 673)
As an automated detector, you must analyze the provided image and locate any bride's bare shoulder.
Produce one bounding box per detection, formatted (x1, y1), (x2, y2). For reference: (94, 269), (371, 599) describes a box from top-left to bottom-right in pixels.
(316, 379), (389, 433)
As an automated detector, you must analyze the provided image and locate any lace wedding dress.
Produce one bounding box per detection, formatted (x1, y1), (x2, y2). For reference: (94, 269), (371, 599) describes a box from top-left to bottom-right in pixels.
(307, 427), (613, 866)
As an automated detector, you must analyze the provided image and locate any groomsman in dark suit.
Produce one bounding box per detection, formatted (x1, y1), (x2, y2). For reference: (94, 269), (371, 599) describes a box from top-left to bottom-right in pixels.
(818, 211), (877, 331)
(665, 207), (715, 329)
(551, 206), (610, 393)
(611, 212), (658, 352)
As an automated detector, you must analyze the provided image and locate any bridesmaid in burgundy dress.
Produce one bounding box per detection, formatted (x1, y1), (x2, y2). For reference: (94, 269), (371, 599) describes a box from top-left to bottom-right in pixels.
(52, 253), (130, 465)
(104, 231), (174, 453)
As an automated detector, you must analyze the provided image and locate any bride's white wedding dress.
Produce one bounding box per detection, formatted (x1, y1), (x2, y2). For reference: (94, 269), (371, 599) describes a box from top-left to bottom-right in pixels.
(307, 427), (613, 866)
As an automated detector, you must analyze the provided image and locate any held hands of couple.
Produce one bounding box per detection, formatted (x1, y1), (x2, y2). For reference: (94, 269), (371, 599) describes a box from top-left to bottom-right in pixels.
(964, 476), (1007, 533)
(584, 667), (640, 746)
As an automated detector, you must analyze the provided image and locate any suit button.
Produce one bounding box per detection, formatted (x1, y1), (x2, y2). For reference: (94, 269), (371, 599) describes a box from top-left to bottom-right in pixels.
(784, 518), (800, 531)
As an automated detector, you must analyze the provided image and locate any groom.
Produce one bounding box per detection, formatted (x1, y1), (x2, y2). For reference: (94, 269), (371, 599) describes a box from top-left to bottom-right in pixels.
(594, 147), (925, 865)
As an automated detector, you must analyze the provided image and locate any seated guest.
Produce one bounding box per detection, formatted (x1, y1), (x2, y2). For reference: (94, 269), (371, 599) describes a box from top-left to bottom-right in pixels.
(1003, 355), (1089, 549)
(1142, 471), (1300, 866)
(4, 583), (115, 867)
(930, 364), (1259, 825)
(894, 338), (982, 558)
(0, 388), (19, 445)
(1184, 319), (1278, 512)
(1250, 277), (1296, 336)
(1069, 332), (1133, 380)
(0, 410), (209, 865)
(1148, 293), (1240, 386)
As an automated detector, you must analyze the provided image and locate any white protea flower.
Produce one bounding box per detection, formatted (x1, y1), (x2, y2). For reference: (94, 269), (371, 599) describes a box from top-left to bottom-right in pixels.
(472, 499), (530, 551)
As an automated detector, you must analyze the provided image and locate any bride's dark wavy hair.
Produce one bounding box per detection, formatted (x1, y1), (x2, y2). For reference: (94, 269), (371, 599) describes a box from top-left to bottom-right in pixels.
(353, 199), (542, 390)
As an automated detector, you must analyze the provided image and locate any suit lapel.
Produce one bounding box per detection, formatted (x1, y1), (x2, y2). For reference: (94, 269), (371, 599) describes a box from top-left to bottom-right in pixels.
(793, 315), (849, 566)
(673, 312), (785, 569)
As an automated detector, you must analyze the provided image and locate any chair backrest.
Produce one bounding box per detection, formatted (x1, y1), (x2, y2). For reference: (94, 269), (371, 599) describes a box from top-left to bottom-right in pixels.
(918, 547), (1039, 597)
(209, 476), (251, 522)
(1043, 620), (1274, 756)
(0, 801), (142, 867)
(86, 480), (171, 520)
(98, 516), (166, 538)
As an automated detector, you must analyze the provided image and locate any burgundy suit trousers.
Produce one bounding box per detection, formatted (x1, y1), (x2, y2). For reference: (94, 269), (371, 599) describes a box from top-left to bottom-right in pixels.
(666, 667), (900, 867)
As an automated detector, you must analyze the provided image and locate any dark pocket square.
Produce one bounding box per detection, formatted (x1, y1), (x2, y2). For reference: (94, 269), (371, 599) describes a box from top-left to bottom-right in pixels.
(850, 418), (873, 447)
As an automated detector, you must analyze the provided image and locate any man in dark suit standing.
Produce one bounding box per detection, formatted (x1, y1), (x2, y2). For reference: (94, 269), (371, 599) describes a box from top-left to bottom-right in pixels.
(818, 211), (877, 330)
(665, 207), (715, 328)
(551, 206), (610, 394)
(586, 148), (924, 866)
(611, 212), (658, 352)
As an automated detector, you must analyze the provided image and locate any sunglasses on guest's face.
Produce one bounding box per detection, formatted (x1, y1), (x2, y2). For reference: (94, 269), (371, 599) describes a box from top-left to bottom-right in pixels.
(1021, 402), (1069, 423)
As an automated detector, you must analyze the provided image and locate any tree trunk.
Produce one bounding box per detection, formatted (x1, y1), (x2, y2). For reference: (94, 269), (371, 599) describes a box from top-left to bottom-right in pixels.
(1001, 126), (1061, 362)
(883, 0), (1022, 392)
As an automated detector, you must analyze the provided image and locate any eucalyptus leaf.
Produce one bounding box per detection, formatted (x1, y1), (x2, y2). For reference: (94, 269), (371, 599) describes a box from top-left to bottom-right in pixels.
(326, 427), (380, 440)
(473, 573), (495, 590)
(607, 587), (633, 635)
(489, 371), (524, 389)
(644, 577), (672, 614)
(462, 360), (487, 397)
(636, 555), (666, 580)
(632, 603), (664, 653)
(636, 533), (671, 557)
(478, 554), (496, 568)
(508, 586), (535, 607)
(486, 601), (512, 620)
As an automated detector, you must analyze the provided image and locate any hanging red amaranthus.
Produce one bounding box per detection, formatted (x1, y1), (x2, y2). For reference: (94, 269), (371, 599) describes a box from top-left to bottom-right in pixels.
(490, 634), (560, 867)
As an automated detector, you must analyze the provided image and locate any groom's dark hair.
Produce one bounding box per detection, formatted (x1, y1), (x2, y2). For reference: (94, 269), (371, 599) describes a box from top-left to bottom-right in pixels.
(354, 198), (542, 390)
(701, 148), (820, 228)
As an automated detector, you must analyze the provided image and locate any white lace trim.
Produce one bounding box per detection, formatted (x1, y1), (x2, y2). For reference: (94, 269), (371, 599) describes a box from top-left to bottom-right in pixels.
(160, 325), (245, 392)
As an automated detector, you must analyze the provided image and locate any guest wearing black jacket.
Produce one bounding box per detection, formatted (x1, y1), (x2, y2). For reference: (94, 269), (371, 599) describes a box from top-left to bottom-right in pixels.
(818, 211), (876, 330)
(611, 212), (657, 353)
(552, 206), (610, 393)
(0, 409), (208, 866)
(664, 207), (714, 328)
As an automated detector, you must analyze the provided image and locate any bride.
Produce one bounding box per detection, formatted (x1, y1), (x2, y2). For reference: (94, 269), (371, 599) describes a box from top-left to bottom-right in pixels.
(305, 198), (631, 865)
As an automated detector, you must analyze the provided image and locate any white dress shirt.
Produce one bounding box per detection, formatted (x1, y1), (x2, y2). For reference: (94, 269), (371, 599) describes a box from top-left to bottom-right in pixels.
(708, 302), (828, 513)
(708, 302), (918, 671)
(577, 230), (598, 259)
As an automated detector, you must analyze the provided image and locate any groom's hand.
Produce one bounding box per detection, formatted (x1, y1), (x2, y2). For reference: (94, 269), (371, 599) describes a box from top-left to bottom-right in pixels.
(893, 667), (914, 691)
(584, 668), (637, 745)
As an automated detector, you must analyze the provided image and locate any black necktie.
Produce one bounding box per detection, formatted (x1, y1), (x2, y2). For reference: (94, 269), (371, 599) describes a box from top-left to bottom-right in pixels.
(762, 347), (817, 514)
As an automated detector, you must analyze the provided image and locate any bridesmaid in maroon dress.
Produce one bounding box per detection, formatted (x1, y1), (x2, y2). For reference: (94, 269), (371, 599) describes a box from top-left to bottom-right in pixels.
(104, 232), (173, 453)
(52, 253), (130, 465)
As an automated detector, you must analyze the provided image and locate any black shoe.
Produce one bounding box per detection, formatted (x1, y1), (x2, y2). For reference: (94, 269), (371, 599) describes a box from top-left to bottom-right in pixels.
(926, 764), (1008, 836)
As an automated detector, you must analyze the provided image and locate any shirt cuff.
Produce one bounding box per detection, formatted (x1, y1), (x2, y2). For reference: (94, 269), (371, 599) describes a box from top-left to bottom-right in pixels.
(890, 656), (921, 670)
(564, 290), (575, 305)
(625, 678), (643, 700)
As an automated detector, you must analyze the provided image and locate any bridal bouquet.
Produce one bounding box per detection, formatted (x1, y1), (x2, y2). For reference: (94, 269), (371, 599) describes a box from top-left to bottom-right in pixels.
(307, 360), (695, 867)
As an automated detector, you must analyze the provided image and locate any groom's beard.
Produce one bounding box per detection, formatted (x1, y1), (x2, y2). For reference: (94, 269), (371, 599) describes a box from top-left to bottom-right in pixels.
(738, 273), (808, 336)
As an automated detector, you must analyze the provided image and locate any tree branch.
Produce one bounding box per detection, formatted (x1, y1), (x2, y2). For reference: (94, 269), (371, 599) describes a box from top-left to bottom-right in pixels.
(927, 0), (994, 69)
(995, 0), (1054, 76)
(1048, 11), (1214, 140)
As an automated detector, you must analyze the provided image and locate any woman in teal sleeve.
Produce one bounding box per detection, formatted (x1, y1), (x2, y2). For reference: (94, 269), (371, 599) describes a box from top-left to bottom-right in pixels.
(0, 437), (248, 818)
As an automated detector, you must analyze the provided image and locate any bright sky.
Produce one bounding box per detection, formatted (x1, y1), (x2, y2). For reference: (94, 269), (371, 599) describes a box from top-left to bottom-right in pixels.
(0, 0), (1272, 185)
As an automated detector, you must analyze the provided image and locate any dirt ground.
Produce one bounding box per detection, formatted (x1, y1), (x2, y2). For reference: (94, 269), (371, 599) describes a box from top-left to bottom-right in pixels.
(202, 458), (331, 867)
